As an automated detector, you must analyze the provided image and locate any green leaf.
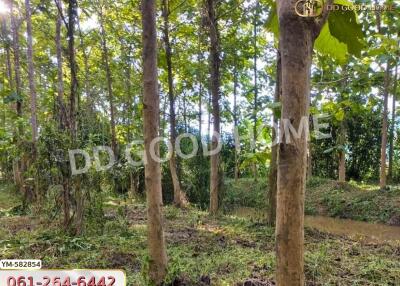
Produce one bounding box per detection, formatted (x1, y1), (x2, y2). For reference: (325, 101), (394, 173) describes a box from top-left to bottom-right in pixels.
(314, 23), (348, 64)
(328, 7), (365, 57)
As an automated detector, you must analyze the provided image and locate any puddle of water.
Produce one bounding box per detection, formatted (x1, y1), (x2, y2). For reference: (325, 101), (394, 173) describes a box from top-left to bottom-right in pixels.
(230, 207), (400, 245)
(305, 215), (400, 245)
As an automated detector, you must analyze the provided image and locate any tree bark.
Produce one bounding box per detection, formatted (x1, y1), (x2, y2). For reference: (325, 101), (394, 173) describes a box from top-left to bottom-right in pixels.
(10, 0), (24, 192)
(141, 0), (168, 283)
(233, 58), (240, 182)
(267, 48), (280, 226)
(252, 1), (259, 182)
(337, 66), (348, 183)
(206, 0), (221, 215)
(10, 0), (23, 135)
(338, 120), (346, 183)
(276, 1), (331, 284)
(388, 65), (398, 181)
(99, 7), (117, 156)
(380, 62), (391, 189)
(162, 0), (185, 208)
(55, 0), (67, 130)
(67, 0), (78, 140)
(25, 0), (38, 142)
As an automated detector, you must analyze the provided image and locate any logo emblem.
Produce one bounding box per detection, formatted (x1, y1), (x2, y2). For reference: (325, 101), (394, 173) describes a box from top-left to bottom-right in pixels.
(295, 0), (324, 17)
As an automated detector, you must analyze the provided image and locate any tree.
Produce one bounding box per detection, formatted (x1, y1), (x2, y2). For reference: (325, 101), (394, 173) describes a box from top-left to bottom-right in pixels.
(388, 64), (398, 180)
(379, 62), (391, 189)
(25, 0), (38, 143)
(206, 0), (221, 215)
(162, 0), (185, 208)
(98, 3), (117, 156)
(275, 1), (332, 284)
(10, 0), (24, 192)
(251, 0), (259, 182)
(141, 0), (168, 283)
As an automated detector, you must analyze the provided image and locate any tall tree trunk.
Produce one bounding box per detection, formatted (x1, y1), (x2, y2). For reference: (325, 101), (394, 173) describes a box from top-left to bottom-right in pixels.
(198, 39), (203, 139)
(206, 0), (221, 215)
(388, 65), (398, 181)
(276, 1), (331, 284)
(141, 0), (168, 283)
(67, 0), (78, 140)
(25, 0), (38, 142)
(67, 0), (84, 236)
(99, 8), (117, 156)
(55, 0), (67, 129)
(252, 1), (259, 182)
(338, 66), (348, 183)
(162, 0), (185, 207)
(25, 0), (39, 202)
(10, 0), (23, 135)
(10, 0), (23, 192)
(380, 62), (391, 189)
(233, 59), (240, 182)
(267, 48), (281, 226)
(55, 0), (70, 230)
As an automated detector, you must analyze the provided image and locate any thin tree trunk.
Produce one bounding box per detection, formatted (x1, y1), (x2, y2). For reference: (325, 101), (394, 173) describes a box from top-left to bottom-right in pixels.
(276, 1), (331, 284)
(206, 0), (221, 215)
(141, 0), (168, 283)
(25, 0), (38, 142)
(267, 48), (280, 226)
(1, 17), (13, 90)
(252, 1), (259, 182)
(338, 120), (346, 183)
(388, 65), (398, 180)
(99, 8), (117, 155)
(55, 0), (67, 129)
(67, 0), (78, 140)
(338, 66), (348, 183)
(233, 58), (240, 181)
(25, 0), (39, 202)
(10, 0), (23, 135)
(380, 62), (391, 189)
(162, 0), (185, 207)
(198, 45), (203, 139)
(10, 0), (23, 192)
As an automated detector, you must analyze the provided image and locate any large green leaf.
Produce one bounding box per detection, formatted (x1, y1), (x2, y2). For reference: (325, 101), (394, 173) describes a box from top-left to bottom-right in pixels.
(328, 6), (365, 57)
(314, 23), (348, 64)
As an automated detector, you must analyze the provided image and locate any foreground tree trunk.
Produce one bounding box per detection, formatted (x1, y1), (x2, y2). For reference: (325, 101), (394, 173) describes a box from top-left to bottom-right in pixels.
(275, 1), (331, 284)
(267, 48), (281, 226)
(141, 0), (168, 283)
(379, 62), (391, 190)
(206, 0), (221, 215)
(388, 65), (398, 181)
(162, 0), (185, 207)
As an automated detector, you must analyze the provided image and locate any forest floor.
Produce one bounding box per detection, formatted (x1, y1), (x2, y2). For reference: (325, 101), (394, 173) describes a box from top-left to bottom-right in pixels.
(1, 182), (400, 285)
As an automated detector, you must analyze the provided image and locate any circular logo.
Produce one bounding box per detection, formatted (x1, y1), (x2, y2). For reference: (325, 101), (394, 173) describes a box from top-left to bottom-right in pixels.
(295, 0), (324, 17)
